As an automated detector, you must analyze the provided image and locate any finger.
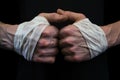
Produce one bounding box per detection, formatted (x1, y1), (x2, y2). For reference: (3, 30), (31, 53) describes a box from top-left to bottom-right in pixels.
(57, 9), (65, 15)
(61, 47), (75, 56)
(41, 25), (58, 38)
(57, 9), (86, 22)
(59, 25), (75, 39)
(38, 38), (58, 48)
(59, 36), (75, 48)
(33, 56), (56, 63)
(59, 25), (81, 39)
(36, 48), (58, 57)
(64, 48), (90, 62)
(39, 13), (67, 22)
(65, 53), (90, 62)
(60, 36), (87, 48)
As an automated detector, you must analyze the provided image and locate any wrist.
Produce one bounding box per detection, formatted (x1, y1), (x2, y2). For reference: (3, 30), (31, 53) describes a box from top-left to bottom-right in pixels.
(101, 25), (111, 48)
(0, 23), (18, 50)
(101, 21), (120, 47)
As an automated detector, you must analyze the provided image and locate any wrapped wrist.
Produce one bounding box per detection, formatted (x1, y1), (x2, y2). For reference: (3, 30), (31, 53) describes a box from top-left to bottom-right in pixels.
(14, 16), (50, 60)
(73, 18), (108, 58)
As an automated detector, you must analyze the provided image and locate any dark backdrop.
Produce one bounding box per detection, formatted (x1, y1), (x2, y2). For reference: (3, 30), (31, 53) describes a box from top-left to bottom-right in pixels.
(104, 1), (120, 80)
(0, 0), (119, 80)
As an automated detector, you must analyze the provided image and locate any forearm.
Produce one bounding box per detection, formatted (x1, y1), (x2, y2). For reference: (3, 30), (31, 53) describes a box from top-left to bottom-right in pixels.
(102, 21), (120, 47)
(0, 22), (18, 50)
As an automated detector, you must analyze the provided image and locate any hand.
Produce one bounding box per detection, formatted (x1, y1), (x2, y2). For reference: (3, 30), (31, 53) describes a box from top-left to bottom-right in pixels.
(58, 9), (91, 62)
(13, 13), (61, 63)
(20, 12), (68, 63)
(57, 9), (86, 22)
(32, 25), (58, 63)
(32, 13), (63, 63)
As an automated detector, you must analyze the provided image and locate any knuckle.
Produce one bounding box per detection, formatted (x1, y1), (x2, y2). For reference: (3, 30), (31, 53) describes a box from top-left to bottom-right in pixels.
(65, 37), (74, 43)
(45, 26), (58, 37)
(59, 37), (74, 48)
(42, 26), (55, 36)
(48, 25), (57, 32)
(73, 55), (81, 62)
(50, 39), (58, 47)
(60, 25), (77, 37)
(61, 37), (74, 45)
(61, 25), (73, 33)
(38, 39), (48, 47)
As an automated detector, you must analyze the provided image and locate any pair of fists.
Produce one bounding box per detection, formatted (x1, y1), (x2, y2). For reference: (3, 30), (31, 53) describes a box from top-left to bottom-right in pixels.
(31, 9), (90, 63)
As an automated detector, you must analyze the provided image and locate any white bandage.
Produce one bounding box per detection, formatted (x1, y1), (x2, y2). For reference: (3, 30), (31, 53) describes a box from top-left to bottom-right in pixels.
(73, 18), (108, 58)
(14, 16), (50, 60)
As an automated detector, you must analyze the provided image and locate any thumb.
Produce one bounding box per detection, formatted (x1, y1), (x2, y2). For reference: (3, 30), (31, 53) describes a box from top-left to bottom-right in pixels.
(57, 9), (86, 22)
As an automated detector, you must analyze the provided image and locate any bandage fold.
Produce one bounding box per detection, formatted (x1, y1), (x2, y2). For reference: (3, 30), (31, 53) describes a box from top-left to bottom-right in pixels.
(14, 16), (50, 60)
(73, 18), (108, 58)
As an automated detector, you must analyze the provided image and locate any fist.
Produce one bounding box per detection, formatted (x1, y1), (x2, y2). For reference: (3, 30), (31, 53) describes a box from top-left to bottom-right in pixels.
(59, 25), (90, 62)
(32, 25), (58, 63)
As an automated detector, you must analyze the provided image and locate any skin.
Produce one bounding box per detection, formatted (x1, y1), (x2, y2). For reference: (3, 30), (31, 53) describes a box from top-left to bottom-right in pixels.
(0, 13), (65, 63)
(57, 9), (90, 62)
(0, 9), (120, 63)
(57, 9), (120, 62)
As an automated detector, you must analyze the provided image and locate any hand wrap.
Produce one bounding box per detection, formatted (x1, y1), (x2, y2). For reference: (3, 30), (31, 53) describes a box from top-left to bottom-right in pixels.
(73, 18), (108, 58)
(14, 16), (49, 60)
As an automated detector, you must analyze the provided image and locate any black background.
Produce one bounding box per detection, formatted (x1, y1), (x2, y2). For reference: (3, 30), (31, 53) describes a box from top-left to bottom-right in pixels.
(104, 1), (120, 80)
(0, 0), (120, 80)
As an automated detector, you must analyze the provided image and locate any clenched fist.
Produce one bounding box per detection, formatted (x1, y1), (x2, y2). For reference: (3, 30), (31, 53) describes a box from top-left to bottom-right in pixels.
(33, 25), (58, 63)
(32, 13), (66, 63)
(26, 13), (66, 63)
(0, 13), (64, 63)
(59, 25), (90, 62)
(58, 9), (91, 62)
